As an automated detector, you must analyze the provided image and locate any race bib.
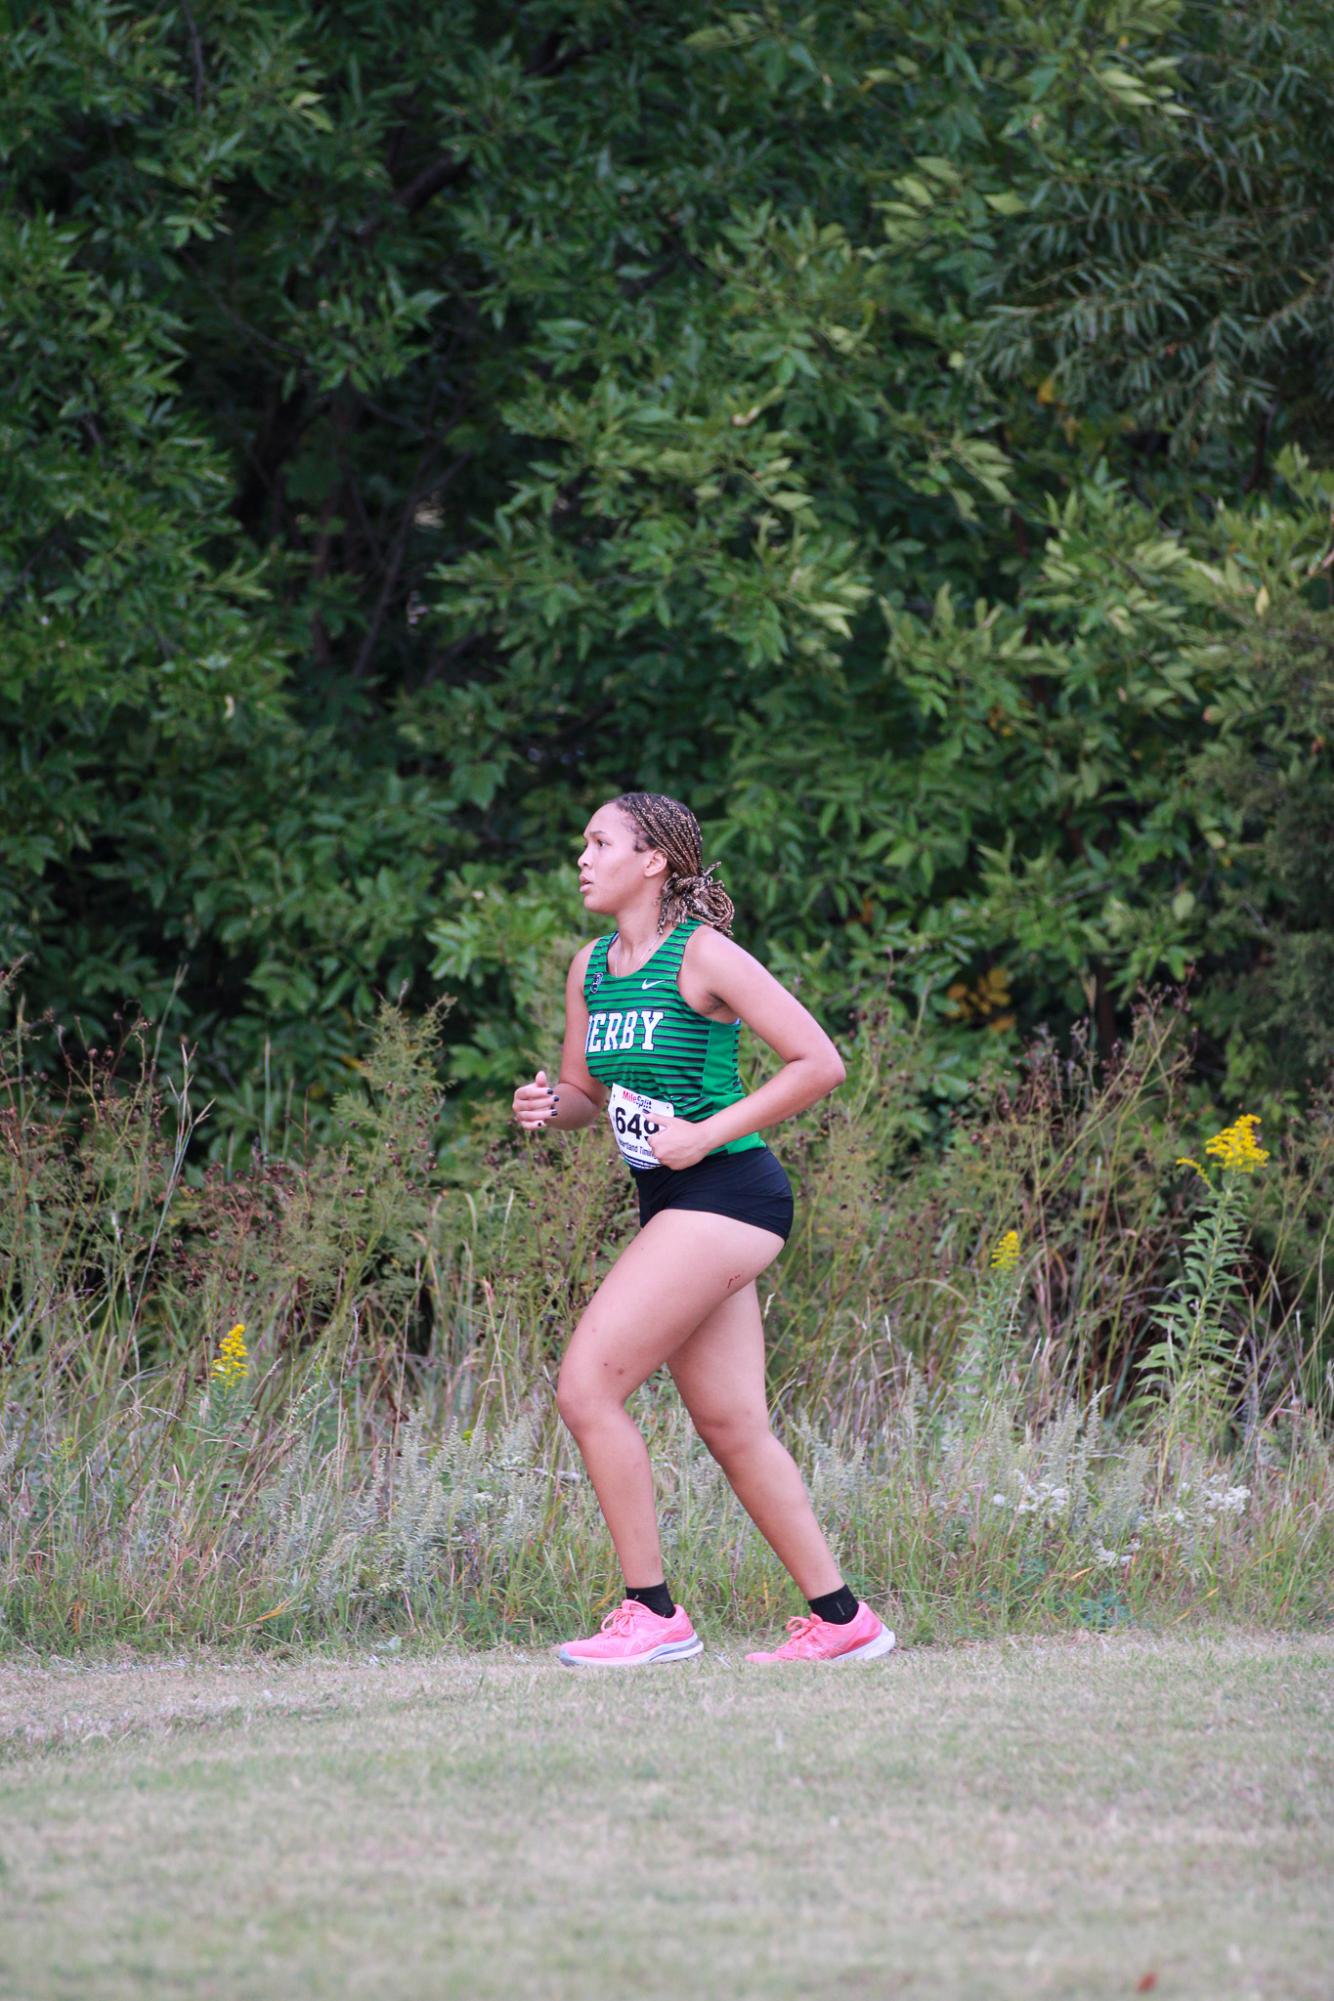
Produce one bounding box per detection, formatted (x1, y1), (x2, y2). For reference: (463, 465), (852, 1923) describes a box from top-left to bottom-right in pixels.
(607, 1083), (674, 1170)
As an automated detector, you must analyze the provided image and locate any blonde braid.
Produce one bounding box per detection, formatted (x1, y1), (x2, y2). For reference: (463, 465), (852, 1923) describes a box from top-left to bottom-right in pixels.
(613, 792), (736, 936)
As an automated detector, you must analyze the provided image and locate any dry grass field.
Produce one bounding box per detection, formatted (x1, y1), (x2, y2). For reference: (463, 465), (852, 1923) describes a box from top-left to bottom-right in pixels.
(1, 1630), (1330, 2000)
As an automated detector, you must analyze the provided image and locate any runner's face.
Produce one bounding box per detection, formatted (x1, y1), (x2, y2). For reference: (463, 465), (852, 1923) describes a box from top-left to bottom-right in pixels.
(577, 804), (662, 915)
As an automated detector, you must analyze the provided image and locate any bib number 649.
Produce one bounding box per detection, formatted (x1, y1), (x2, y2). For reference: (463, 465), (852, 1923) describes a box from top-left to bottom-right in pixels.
(607, 1084), (674, 1168)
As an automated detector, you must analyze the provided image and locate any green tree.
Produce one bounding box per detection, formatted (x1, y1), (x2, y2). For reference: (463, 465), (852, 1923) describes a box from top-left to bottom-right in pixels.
(2, 0), (1331, 1147)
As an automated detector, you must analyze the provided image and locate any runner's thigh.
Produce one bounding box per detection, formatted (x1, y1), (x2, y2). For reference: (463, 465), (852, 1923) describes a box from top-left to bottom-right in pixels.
(560, 1209), (785, 1404)
(667, 1282), (770, 1439)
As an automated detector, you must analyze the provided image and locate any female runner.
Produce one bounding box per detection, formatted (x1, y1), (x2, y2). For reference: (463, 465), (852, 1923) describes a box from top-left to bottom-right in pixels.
(511, 791), (895, 1667)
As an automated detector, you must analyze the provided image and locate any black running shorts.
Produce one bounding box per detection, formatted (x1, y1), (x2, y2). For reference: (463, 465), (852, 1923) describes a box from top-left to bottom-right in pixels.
(632, 1145), (794, 1242)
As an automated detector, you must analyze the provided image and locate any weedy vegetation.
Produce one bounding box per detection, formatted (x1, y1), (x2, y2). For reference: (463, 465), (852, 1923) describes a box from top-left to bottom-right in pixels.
(2, 983), (1331, 1655)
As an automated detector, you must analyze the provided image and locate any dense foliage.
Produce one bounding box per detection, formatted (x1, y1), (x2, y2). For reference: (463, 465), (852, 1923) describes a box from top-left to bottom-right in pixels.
(4, 0), (1332, 1149)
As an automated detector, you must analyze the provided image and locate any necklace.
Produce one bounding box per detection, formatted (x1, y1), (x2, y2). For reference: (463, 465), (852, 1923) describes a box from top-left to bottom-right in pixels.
(607, 923), (677, 980)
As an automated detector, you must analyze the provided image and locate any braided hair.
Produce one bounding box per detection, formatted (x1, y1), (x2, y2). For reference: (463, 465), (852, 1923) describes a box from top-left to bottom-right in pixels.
(613, 792), (736, 937)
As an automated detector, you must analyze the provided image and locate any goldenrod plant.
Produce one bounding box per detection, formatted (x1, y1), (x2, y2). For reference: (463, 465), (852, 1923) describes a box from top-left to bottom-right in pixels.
(211, 1321), (251, 1390)
(1136, 1116), (1272, 1470)
(953, 1230), (1025, 1430)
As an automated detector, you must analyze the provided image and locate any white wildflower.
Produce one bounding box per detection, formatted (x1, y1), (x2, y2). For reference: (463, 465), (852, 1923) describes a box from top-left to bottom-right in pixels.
(1202, 1482), (1250, 1517)
(1015, 1477), (1071, 1519)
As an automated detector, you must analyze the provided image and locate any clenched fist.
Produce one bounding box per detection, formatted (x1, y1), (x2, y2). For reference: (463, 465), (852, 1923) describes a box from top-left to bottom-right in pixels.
(512, 1068), (559, 1131)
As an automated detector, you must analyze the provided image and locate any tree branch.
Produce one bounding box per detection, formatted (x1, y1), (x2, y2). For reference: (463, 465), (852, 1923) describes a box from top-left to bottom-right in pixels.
(523, 28), (616, 80)
(352, 443), (473, 682)
(394, 155), (468, 215)
(1243, 400), (1279, 494)
(179, 2), (206, 113)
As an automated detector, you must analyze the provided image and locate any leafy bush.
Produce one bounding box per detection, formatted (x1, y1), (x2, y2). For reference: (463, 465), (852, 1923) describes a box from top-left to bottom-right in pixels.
(4, 2), (1334, 1149)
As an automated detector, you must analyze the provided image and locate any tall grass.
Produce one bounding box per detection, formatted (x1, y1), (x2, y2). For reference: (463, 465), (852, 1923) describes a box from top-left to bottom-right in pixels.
(2, 984), (1331, 1653)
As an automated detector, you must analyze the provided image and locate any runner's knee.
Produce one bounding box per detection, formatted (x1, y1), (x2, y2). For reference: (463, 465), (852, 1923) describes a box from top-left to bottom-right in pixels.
(556, 1355), (630, 1434)
(690, 1406), (773, 1464)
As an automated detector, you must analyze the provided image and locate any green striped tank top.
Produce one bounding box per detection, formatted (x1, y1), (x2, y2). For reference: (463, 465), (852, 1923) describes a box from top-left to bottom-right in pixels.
(582, 920), (764, 1162)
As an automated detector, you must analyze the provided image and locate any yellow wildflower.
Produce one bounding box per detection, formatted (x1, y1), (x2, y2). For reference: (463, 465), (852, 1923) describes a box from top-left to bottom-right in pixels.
(1203, 1114), (1269, 1174)
(1175, 1155), (1211, 1185)
(212, 1321), (250, 1385)
(990, 1229), (1021, 1272)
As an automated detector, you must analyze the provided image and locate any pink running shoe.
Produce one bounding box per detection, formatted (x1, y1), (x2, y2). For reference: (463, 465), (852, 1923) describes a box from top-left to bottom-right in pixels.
(745, 1601), (896, 1664)
(558, 1598), (703, 1668)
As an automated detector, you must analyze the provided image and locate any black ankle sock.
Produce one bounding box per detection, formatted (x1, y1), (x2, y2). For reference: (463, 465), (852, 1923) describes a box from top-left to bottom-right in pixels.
(625, 1582), (675, 1620)
(808, 1584), (859, 1625)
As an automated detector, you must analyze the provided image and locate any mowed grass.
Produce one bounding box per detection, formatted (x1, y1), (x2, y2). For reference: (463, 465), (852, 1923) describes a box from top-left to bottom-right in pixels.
(2, 1633), (1331, 2001)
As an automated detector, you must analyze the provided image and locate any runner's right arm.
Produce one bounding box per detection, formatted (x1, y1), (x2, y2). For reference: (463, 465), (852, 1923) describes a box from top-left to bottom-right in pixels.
(511, 942), (608, 1133)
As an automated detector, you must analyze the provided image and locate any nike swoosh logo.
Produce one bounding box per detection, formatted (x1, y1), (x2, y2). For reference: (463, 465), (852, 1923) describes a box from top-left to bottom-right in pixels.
(641, 980), (667, 990)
